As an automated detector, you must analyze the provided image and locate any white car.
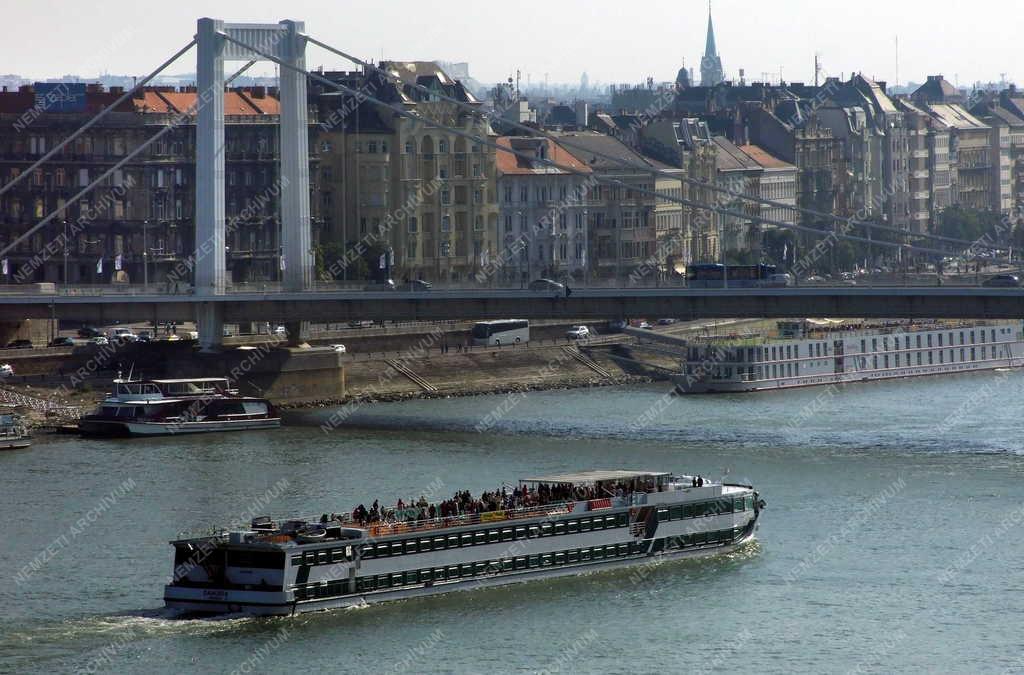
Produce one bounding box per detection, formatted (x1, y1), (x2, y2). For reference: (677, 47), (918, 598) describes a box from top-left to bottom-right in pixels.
(273, 325), (287, 336)
(0, 364), (13, 378)
(330, 344), (347, 353)
(110, 328), (138, 343)
(91, 336), (109, 346)
(566, 326), (590, 340)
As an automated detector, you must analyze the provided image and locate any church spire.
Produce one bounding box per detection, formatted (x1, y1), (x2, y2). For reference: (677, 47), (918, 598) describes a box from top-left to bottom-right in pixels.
(700, 2), (725, 86)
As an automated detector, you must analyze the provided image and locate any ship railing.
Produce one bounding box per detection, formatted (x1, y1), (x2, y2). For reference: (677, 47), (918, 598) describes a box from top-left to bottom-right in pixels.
(362, 502), (577, 538)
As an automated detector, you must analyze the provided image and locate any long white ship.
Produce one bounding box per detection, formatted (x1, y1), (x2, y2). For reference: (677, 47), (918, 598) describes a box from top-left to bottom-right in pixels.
(672, 319), (1024, 393)
(164, 470), (764, 616)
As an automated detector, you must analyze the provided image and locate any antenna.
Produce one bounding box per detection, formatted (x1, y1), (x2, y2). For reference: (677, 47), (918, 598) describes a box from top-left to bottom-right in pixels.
(895, 35), (900, 89)
(814, 52), (822, 87)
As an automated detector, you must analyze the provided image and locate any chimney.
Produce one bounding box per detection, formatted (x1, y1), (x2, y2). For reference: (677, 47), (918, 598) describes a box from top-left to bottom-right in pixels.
(110, 86), (124, 95)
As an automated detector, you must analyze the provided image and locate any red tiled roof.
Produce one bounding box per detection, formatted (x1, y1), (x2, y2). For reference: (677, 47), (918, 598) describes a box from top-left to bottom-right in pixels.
(738, 144), (794, 170)
(496, 136), (592, 175)
(133, 89), (280, 116)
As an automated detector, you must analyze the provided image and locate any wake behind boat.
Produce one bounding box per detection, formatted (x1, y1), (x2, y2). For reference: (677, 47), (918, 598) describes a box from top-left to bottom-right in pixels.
(164, 470), (764, 616)
(78, 377), (280, 437)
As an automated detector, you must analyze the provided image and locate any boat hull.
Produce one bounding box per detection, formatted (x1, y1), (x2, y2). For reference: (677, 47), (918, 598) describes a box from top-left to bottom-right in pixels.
(0, 439), (31, 450)
(78, 417), (281, 437)
(164, 530), (757, 617)
(673, 359), (1018, 394)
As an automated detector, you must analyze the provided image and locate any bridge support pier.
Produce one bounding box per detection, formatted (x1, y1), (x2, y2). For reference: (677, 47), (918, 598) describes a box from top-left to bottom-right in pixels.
(196, 303), (224, 352)
(284, 320), (310, 347)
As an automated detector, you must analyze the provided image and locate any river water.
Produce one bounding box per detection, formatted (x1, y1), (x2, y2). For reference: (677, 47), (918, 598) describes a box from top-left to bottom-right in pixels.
(3, 371), (1024, 674)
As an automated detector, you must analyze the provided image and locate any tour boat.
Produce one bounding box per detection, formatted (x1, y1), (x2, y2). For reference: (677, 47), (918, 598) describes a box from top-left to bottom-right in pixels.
(673, 319), (1024, 393)
(0, 413), (30, 450)
(78, 377), (280, 437)
(163, 470), (764, 616)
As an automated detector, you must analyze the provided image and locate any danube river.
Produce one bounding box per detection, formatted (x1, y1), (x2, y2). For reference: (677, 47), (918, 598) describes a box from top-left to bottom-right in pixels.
(3, 371), (1024, 674)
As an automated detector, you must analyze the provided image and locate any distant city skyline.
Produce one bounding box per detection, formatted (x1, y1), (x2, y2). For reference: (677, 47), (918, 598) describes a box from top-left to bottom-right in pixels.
(0, 0), (1019, 89)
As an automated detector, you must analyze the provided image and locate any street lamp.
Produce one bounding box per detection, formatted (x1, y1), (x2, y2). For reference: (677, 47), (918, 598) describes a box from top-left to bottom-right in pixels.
(62, 219), (68, 292)
(142, 219), (149, 289)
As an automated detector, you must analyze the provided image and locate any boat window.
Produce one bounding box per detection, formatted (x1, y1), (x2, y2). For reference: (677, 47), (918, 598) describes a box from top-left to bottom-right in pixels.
(746, 495), (755, 510)
(541, 523), (553, 536)
(580, 518), (592, 532)
(473, 561), (486, 574)
(719, 499), (733, 514)
(580, 548), (592, 561)
(500, 529), (513, 542)
(592, 546), (604, 559)
(404, 540), (418, 554)
(460, 533), (472, 547)
(331, 549), (345, 563)
(391, 573), (404, 587)
(474, 531), (486, 545)
(487, 530), (499, 543)
(514, 557), (527, 570)
(447, 535), (459, 548)
(541, 554), (553, 566)
(359, 546), (372, 560)
(291, 554), (303, 565)
(447, 565), (459, 579)
(567, 551), (579, 564)
(567, 521), (579, 534)
(617, 543), (629, 555)
(304, 551), (317, 564)
(433, 569), (445, 582)
(554, 552), (566, 565)
(460, 564), (474, 577)
(657, 508), (669, 522)
(734, 497), (745, 512)
(616, 513), (628, 527)
(528, 525), (540, 538)
(590, 517), (603, 531)
(419, 569), (432, 583)
(432, 537), (446, 550)
(528, 555), (541, 568)
(514, 527), (526, 539)
(317, 550), (329, 564)
(500, 560), (513, 572)
(606, 515), (617, 528)
(554, 522), (566, 535)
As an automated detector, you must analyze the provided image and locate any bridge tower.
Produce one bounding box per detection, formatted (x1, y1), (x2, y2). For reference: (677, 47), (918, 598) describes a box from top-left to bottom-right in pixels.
(195, 18), (312, 350)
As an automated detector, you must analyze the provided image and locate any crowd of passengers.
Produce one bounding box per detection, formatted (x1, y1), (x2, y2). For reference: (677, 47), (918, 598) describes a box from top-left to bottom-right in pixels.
(334, 478), (688, 527)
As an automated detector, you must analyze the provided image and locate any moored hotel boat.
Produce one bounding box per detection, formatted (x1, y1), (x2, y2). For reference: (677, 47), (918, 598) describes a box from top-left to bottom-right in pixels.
(673, 319), (1024, 393)
(78, 377), (280, 437)
(0, 413), (31, 450)
(164, 470), (764, 616)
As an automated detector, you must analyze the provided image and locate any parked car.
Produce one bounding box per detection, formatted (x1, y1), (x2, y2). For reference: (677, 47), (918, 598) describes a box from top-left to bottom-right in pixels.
(566, 326), (591, 340)
(398, 279), (432, 292)
(90, 336), (109, 346)
(5, 339), (32, 349)
(187, 331), (199, 340)
(347, 320), (374, 329)
(48, 336), (74, 347)
(765, 273), (794, 288)
(608, 320), (629, 332)
(0, 364), (13, 378)
(528, 278), (565, 293)
(657, 318), (678, 326)
(804, 275), (826, 283)
(77, 325), (102, 338)
(273, 325), (287, 336)
(982, 274), (1021, 288)
(136, 331), (152, 343)
(363, 279), (397, 291)
(637, 321), (654, 330)
(330, 344), (347, 353)
(110, 328), (138, 343)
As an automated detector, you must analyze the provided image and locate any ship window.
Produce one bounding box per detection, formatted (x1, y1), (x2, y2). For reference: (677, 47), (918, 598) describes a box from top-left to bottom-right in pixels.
(528, 555), (541, 568)
(514, 527), (526, 539)
(617, 543), (629, 556)
(554, 522), (566, 535)
(433, 569), (445, 582)
(418, 569), (431, 583)
(581, 548), (592, 561)
(405, 540), (418, 554)
(433, 537), (446, 550)
(460, 533), (472, 547)
(592, 546), (604, 559)
(447, 566), (459, 579)
(500, 529), (513, 542)
(542, 554), (553, 566)
(391, 543), (403, 555)
(487, 530), (499, 543)
(474, 531), (486, 545)
(683, 504), (695, 518)
(541, 523), (553, 536)
(402, 571), (416, 585)
(447, 535), (459, 548)
(459, 564), (473, 577)
(567, 521), (579, 534)
(590, 517), (603, 531)
(500, 559), (513, 572)
(528, 525), (540, 537)
(694, 532), (707, 545)
(616, 513), (628, 527)
(657, 508), (669, 522)
(291, 554), (303, 565)
(567, 551), (580, 564)
(331, 549), (345, 563)
(578, 518), (591, 532)
(605, 516), (617, 528)
(554, 552), (566, 565)
(719, 498), (733, 514)
(474, 561), (487, 574)
(304, 551), (317, 564)
(514, 557), (527, 570)
(376, 544), (391, 557)
(317, 550), (329, 564)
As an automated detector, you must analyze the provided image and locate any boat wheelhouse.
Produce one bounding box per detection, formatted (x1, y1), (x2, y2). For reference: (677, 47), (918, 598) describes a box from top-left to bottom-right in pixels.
(0, 413), (30, 450)
(164, 470), (764, 616)
(673, 319), (1024, 393)
(78, 377), (280, 437)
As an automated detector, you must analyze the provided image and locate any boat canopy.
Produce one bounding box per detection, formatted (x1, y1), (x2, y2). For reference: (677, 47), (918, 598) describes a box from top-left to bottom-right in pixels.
(520, 470), (671, 485)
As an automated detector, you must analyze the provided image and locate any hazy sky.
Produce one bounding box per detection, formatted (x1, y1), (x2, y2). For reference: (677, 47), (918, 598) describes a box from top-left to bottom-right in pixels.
(1, 0), (1018, 89)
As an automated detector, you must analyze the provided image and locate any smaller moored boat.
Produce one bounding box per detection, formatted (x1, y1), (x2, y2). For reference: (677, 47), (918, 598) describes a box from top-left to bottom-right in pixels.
(78, 377), (280, 437)
(0, 413), (30, 450)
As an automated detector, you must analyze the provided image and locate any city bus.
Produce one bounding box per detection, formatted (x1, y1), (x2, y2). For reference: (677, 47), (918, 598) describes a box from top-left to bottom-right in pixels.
(686, 263), (777, 288)
(471, 320), (531, 346)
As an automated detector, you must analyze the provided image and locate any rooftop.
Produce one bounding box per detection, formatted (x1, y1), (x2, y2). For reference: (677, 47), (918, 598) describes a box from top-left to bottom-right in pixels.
(738, 144), (795, 170)
(495, 136), (592, 175)
(521, 469), (671, 484)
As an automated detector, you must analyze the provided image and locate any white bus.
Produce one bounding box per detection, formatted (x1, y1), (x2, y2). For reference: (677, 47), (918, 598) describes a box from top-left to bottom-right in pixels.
(472, 320), (530, 346)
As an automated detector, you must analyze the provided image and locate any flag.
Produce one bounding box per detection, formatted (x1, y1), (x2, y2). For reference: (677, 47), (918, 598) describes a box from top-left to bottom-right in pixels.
(96, 258), (103, 274)
(279, 255), (286, 271)
(379, 253), (386, 270)
(1, 259), (7, 276)
(114, 254), (122, 271)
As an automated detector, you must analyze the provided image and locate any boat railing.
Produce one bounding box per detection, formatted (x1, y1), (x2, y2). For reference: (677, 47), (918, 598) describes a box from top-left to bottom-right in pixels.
(360, 501), (577, 538)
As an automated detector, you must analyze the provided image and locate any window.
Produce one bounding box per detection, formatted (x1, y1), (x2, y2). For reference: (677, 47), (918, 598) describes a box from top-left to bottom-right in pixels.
(405, 140), (415, 154)
(441, 215), (451, 232)
(408, 216), (418, 233)
(438, 140), (448, 153)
